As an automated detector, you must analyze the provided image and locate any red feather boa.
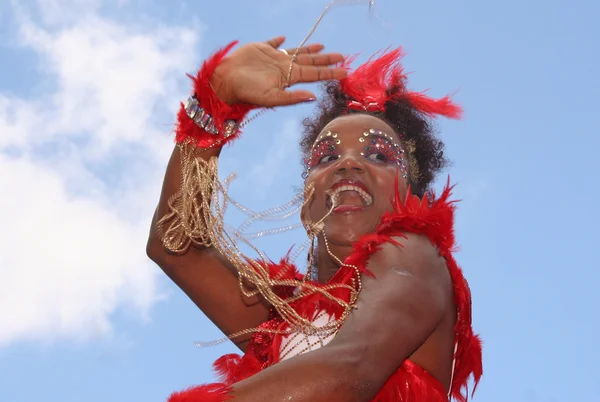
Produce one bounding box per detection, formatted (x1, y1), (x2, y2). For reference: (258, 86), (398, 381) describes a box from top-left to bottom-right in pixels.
(175, 41), (256, 148)
(168, 179), (482, 402)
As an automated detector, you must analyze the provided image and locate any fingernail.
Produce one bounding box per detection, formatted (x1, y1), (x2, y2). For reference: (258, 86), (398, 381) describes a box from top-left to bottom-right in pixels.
(303, 97), (317, 102)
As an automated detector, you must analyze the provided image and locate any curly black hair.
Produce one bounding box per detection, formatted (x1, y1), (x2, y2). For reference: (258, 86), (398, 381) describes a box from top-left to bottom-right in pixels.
(300, 82), (449, 197)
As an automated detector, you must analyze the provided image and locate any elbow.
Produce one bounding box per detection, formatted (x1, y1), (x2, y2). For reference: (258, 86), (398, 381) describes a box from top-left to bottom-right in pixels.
(145, 211), (176, 269)
(339, 364), (379, 402)
(146, 235), (175, 271)
(145, 209), (161, 262)
(146, 223), (171, 269)
(146, 236), (160, 264)
(322, 344), (381, 402)
(145, 222), (161, 262)
(145, 205), (177, 267)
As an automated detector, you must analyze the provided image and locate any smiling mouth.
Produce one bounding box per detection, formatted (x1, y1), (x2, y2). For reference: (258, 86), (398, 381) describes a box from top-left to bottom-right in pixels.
(326, 182), (373, 213)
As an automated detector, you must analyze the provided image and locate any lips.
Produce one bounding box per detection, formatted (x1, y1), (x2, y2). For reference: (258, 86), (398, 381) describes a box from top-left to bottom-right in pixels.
(326, 179), (373, 212)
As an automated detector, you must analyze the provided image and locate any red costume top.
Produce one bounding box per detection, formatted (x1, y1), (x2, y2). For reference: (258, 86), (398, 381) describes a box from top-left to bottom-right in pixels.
(168, 182), (482, 402)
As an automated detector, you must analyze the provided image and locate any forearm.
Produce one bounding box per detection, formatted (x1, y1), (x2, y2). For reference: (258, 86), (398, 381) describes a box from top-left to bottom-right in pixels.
(147, 144), (220, 263)
(147, 43), (241, 262)
(229, 344), (373, 402)
(147, 142), (271, 351)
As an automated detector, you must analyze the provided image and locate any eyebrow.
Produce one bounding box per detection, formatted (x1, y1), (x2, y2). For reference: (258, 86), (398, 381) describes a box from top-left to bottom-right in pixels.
(312, 136), (336, 148)
(363, 132), (400, 146)
(312, 131), (400, 149)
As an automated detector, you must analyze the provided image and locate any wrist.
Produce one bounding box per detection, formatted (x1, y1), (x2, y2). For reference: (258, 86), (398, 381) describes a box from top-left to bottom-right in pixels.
(175, 41), (256, 149)
(210, 59), (238, 106)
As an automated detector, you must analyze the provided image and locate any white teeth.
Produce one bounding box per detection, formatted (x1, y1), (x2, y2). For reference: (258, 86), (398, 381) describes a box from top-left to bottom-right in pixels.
(330, 185), (373, 206)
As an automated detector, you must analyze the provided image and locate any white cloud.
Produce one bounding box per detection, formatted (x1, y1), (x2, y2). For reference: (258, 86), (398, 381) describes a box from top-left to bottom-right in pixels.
(0, 154), (151, 343)
(0, 1), (200, 346)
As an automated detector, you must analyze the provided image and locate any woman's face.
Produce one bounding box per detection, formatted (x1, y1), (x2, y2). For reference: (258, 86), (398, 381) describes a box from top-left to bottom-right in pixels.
(303, 114), (409, 246)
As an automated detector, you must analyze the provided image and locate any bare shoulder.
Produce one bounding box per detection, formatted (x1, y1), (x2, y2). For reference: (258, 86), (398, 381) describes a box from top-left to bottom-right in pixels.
(329, 233), (455, 388)
(366, 233), (451, 290)
(358, 233), (453, 332)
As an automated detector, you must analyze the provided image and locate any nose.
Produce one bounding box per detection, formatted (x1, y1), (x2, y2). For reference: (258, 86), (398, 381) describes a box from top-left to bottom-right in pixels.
(335, 154), (365, 175)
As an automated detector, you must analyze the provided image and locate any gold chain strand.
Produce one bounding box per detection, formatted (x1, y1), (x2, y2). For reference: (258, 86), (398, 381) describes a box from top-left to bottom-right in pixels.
(159, 139), (363, 346)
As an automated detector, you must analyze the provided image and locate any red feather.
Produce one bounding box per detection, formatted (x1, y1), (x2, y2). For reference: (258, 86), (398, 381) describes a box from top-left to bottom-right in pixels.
(246, 253), (303, 299)
(404, 92), (463, 119)
(340, 48), (463, 119)
(167, 383), (232, 402)
(175, 41), (257, 148)
(340, 48), (405, 110)
(213, 354), (242, 385)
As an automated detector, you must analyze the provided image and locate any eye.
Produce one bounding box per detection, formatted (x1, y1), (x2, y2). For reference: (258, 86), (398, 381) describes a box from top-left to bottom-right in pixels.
(366, 152), (388, 163)
(318, 154), (338, 164)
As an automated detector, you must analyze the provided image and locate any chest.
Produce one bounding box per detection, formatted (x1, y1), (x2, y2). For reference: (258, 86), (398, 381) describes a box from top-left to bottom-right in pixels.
(278, 310), (337, 361)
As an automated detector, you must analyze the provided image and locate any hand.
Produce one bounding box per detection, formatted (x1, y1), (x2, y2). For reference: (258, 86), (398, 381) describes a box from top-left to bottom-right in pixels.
(210, 36), (347, 107)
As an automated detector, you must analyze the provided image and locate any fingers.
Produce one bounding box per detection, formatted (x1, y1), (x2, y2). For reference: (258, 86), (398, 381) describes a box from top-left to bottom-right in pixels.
(294, 52), (345, 66)
(292, 66), (348, 84)
(266, 36), (286, 48)
(284, 43), (324, 55)
(270, 89), (317, 107)
(278, 41), (344, 65)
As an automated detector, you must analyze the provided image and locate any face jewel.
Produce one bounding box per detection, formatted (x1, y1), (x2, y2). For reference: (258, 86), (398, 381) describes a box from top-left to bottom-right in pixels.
(308, 139), (337, 170)
(313, 131), (338, 150)
(362, 133), (408, 177)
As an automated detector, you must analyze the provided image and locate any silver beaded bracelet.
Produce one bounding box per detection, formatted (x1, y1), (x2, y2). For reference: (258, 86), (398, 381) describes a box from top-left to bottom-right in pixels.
(183, 95), (238, 139)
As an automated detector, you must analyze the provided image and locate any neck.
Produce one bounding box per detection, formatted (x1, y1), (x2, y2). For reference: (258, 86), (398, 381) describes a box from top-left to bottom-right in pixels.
(315, 236), (354, 283)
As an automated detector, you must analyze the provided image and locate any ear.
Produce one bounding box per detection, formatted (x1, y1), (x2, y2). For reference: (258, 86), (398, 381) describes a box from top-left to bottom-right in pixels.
(300, 183), (314, 231)
(301, 200), (309, 229)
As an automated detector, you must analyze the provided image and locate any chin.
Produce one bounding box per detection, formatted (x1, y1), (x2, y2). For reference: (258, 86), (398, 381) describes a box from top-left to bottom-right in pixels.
(323, 211), (379, 245)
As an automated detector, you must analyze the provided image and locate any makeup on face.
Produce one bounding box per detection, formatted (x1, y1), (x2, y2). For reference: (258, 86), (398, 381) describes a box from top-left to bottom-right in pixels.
(306, 128), (408, 178)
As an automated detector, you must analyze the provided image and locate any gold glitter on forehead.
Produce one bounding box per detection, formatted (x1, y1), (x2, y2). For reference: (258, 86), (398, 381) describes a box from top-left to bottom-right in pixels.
(312, 130), (339, 149)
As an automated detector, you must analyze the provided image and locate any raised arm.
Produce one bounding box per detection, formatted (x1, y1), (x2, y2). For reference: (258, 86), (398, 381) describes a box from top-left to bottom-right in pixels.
(147, 144), (267, 350)
(146, 37), (347, 351)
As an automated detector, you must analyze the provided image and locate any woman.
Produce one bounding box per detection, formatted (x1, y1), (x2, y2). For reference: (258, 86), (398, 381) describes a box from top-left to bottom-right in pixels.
(147, 36), (482, 401)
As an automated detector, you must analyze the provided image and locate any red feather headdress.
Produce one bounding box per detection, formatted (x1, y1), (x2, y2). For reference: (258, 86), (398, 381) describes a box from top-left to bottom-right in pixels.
(339, 48), (463, 119)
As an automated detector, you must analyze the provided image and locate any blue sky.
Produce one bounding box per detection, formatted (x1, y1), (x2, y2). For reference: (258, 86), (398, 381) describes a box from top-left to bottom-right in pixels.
(0, 0), (598, 401)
